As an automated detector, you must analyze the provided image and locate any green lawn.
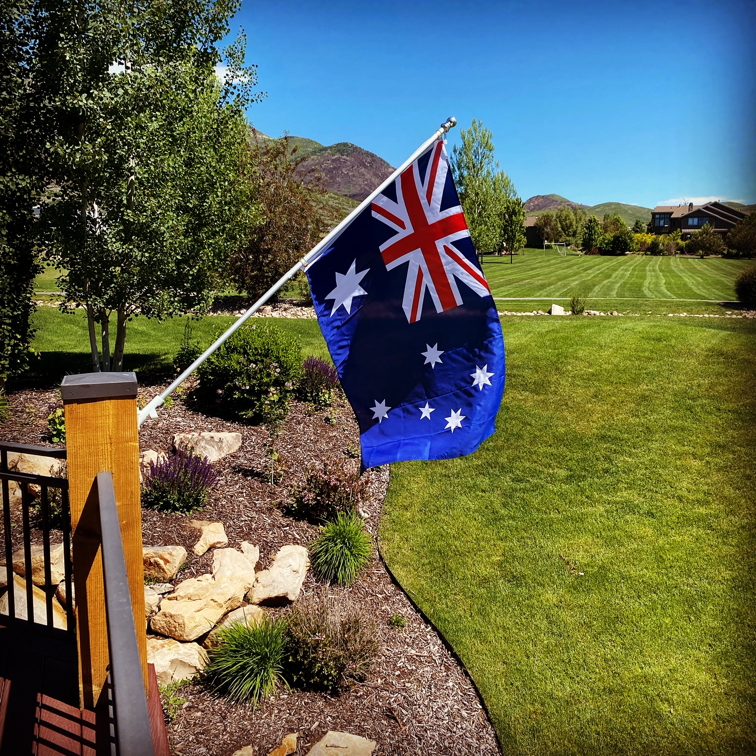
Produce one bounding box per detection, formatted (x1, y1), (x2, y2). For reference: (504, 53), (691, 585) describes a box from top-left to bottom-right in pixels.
(483, 251), (751, 306)
(380, 316), (756, 755)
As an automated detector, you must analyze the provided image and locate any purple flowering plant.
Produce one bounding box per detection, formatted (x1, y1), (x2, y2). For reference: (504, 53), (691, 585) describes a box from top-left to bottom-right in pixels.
(142, 448), (219, 514)
(297, 357), (340, 408)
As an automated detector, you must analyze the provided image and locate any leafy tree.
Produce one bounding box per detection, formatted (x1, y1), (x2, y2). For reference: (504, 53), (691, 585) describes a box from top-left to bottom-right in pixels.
(686, 223), (724, 258)
(533, 211), (560, 247)
(498, 198), (526, 261)
(33, 0), (259, 371)
(631, 219), (646, 233)
(599, 228), (637, 256)
(555, 205), (587, 246)
(582, 216), (601, 252)
(0, 0), (43, 383)
(726, 214), (756, 258)
(602, 213), (627, 235)
(231, 135), (327, 299)
(450, 119), (516, 253)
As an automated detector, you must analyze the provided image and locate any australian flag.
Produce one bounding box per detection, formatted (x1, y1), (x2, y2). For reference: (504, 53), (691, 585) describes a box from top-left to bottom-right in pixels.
(306, 138), (505, 468)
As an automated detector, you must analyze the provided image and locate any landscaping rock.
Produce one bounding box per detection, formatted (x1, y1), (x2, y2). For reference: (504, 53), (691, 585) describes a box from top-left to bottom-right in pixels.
(149, 582), (174, 595)
(139, 449), (166, 482)
(55, 580), (74, 608)
(231, 747), (256, 756)
(189, 519), (228, 556)
(6, 453), (65, 504)
(150, 573), (246, 642)
(143, 545), (187, 581)
(268, 733), (298, 756)
(146, 636), (208, 686)
(12, 543), (66, 586)
(0, 574), (67, 629)
(549, 303), (565, 315)
(203, 604), (266, 648)
(212, 543), (258, 590)
(173, 431), (242, 463)
(248, 545), (308, 605)
(305, 731), (376, 756)
(145, 586), (162, 621)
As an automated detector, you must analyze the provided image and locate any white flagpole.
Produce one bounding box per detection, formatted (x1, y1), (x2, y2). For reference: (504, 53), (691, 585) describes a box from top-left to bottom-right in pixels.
(138, 116), (457, 427)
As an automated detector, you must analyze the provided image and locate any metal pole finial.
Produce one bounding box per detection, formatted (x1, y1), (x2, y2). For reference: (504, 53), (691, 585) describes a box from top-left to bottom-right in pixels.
(440, 116), (457, 133)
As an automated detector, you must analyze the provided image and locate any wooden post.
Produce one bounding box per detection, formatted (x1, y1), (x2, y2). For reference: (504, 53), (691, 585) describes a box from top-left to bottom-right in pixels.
(61, 372), (147, 708)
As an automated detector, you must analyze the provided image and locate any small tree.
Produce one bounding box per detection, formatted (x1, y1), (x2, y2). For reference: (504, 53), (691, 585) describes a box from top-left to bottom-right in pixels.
(450, 119), (516, 254)
(599, 228), (637, 256)
(727, 214), (756, 258)
(498, 198), (526, 262)
(555, 205), (587, 247)
(632, 219), (646, 233)
(534, 211), (560, 247)
(602, 213), (627, 235)
(686, 223), (724, 258)
(231, 136), (327, 299)
(582, 216), (601, 252)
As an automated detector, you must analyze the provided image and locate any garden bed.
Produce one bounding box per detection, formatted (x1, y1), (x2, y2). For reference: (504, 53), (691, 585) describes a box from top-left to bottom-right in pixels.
(0, 383), (500, 755)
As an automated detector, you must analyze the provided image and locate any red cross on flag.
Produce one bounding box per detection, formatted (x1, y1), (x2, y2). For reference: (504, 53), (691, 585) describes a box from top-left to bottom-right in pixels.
(371, 140), (491, 323)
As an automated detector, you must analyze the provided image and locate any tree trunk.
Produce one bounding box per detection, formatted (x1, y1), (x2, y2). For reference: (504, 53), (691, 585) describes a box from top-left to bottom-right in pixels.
(100, 311), (111, 371)
(86, 305), (101, 372)
(113, 306), (127, 372)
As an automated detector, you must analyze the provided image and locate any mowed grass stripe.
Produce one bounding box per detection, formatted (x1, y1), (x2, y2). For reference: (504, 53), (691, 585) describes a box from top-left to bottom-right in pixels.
(483, 253), (746, 302)
(381, 317), (756, 755)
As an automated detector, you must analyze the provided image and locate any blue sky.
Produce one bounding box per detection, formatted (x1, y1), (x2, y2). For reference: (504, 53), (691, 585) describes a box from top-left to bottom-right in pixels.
(230, 0), (755, 209)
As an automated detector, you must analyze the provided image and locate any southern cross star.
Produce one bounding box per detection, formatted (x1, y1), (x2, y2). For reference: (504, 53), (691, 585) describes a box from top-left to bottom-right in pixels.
(325, 260), (369, 316)
(371, 399), (390, 423)
(421, 343), (444, 368)
(471, 364), (494, 391)
(419, 402), (435, 420)
(445, 409), (465, 432)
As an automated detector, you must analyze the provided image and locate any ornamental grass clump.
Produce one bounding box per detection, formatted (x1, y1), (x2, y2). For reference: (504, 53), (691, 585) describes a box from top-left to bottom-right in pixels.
(287, 459), (367, 523)
(309, 511), (372, 586)
(285, 596), (377, 692)
(203, 616), (287, 704)
(141, 449), (218, 514)
(297, 356), (340, 407)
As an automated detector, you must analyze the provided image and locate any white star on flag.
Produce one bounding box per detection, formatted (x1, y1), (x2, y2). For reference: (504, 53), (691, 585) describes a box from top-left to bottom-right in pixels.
(419, 402), (435, 420)
(471, 364), (494, 391)
(421, 343), (444, 368)
(445, 409), (465, 432)
(324, 259), (369, 315)
(371, 399), (390, 423)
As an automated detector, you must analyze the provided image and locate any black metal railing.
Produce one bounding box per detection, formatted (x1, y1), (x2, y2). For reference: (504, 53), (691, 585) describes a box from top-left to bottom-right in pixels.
(95, 471), (155, 756)
(0, 441), (74, 635)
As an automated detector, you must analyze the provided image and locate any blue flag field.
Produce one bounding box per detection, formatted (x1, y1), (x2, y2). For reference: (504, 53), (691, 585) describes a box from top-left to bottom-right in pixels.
(306, 139), (505, 468)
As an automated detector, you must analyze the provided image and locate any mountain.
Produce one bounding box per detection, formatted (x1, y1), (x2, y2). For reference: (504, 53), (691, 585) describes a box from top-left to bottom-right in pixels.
(294, 140), (394, 201)
(524, 194), (652, 228)
(723, 201), (756, 213)
(524, 194), (588, 213)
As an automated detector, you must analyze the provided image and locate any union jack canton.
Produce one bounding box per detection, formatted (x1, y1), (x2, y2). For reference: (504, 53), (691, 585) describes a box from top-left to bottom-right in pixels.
(306, 139), (505, 468)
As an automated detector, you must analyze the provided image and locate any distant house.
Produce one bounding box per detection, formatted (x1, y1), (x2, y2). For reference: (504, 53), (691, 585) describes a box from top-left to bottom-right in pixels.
(650, 201), (745, 240)
(524, 215), (540, 248)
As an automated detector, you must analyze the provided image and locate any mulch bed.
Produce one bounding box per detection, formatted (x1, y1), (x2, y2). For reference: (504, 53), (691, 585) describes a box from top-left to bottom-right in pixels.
(0, 381), (501, 756)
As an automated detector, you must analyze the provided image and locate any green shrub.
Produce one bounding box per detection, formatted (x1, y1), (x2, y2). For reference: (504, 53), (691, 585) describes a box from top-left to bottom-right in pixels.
(46, 405), (66, 443)
(196, 322), (301, 424)
(389, 613), (407, 629)
(734, 266), (756, 309)
(570, 294), (586, 316)
(287, 459), (366, 523)
(599, 228), (637, 256)
(141, 449), (218, 514)
(285, 597), (378, 692)
(686, 223), (724, 258)
(203, 615), (288, 704)
(159, 679), (190, 721)
(309, 511), (372, 585)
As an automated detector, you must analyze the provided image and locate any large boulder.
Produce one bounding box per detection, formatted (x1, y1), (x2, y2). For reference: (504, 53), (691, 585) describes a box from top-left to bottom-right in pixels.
(0, 574), (67, 629)
(143, 545), (187, 582)
(248, 545), (308, 606)
(305, 732), (376, 756)
(212, 543), (259, 591)
(549, 303), (565, 316)
(12, 543), (66, 586)
(189, 520), (228, 556)
(150, 573), (246, 642)
(172, 432), (242, 463)
(146, 636), (208, 686)
(6, 453), (65, 504)
(144, 586), (162, 622)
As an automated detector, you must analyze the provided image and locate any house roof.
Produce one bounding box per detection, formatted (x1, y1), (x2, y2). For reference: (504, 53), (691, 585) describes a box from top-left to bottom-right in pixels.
(651, 201), (746, 222)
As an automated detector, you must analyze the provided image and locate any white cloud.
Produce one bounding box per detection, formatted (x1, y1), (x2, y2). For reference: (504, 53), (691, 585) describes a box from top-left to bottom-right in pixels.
(108, 62), (125, 75)
(657, 196), (748, 206)
(214, 64), (230, 83)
